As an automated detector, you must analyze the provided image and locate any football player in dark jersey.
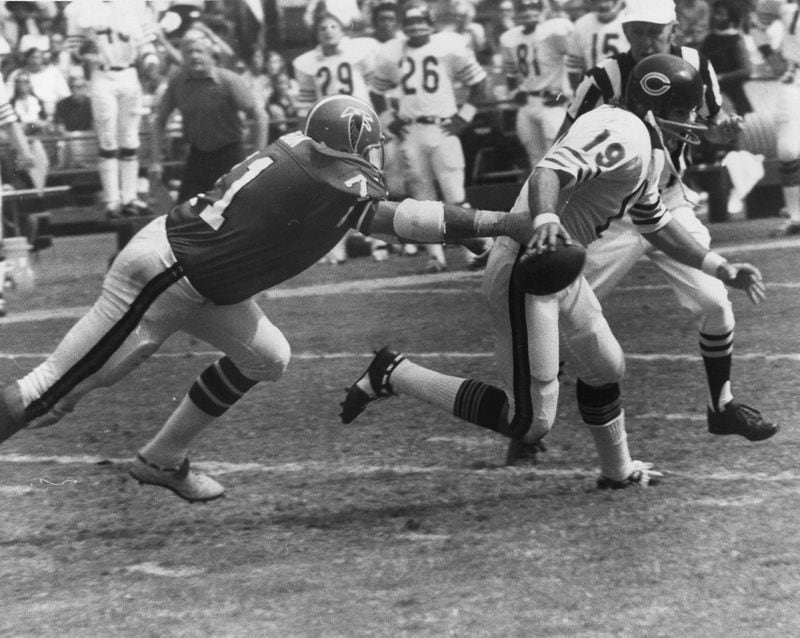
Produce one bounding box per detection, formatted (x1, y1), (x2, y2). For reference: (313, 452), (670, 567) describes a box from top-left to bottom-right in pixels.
(0, 95), (530, 503)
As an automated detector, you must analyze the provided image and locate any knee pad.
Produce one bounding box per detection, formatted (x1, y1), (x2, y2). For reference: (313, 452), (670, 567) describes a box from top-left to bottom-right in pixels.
(237, 340), (291, 383)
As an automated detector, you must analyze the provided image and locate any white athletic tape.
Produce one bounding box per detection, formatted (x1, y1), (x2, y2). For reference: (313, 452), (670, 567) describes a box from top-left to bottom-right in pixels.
(393, 199), (445, 243)
(701, 251), (728, 277)
(533, 212), (560, 229)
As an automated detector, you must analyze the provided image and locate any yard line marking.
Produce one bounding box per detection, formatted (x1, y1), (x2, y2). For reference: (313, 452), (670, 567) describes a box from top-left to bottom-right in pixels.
(0, 454), (799, 483)
(0, 351), (799, 362)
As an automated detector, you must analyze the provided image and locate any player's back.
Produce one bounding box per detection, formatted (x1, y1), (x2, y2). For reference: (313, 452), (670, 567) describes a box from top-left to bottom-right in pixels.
(166, 132), (387, 304)
(511, 106), (663, 247)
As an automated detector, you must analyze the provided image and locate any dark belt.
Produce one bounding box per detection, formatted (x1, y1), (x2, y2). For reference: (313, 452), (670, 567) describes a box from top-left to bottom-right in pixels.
(401, 115), (454, 125)
(98, 64), (134, 72)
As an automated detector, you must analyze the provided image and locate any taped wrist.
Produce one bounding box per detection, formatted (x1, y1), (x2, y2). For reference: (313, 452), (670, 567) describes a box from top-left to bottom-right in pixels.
(701, 251), (728, 278)
(393, 198), (445, 242)
(533, 212), (560, 229)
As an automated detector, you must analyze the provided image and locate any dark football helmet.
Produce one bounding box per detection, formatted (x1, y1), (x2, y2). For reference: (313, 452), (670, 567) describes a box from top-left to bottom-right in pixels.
(625, 54), (707, 145)
(303, 95), (385, 169)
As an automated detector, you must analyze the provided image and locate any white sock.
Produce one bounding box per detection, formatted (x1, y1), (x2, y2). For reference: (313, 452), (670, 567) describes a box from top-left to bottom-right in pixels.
(585, 410), (633, 482)
(119, 156), (140, 204)
(98, 156), (120, 206)
(425, 243), (446, 265)
(390, 359), (464, 412)
(138, 396), (216, 467)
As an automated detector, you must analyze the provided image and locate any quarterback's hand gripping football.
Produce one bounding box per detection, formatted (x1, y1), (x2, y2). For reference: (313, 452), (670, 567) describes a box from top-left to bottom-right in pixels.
(718, 262), (766, 305)
(527, 220), (574, 254)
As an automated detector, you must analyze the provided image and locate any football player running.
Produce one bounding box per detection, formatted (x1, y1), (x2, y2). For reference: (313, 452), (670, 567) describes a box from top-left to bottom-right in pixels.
(499, 0), (574, 170)
(340, 56), (765, 489)
(0, 96), (530, 503)
(558, 0), (778, 445)
(370, 0), (492, 273)
(566, 0), (629, 90)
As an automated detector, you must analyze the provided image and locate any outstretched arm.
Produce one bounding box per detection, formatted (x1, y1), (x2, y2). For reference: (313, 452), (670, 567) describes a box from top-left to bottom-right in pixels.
(645, 219), (766, 305)
(355, 199), (532, 246)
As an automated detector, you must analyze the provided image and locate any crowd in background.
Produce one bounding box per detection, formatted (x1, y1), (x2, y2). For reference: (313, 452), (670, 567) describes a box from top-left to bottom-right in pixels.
(0, 1), (791, 235)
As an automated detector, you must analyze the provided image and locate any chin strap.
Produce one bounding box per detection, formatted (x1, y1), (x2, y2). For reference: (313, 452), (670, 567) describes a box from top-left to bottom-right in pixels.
(644, 110), (704, 207)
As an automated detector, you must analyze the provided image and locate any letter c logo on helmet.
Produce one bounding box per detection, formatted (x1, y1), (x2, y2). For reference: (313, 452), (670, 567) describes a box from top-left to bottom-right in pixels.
(640, 71), (671, 97)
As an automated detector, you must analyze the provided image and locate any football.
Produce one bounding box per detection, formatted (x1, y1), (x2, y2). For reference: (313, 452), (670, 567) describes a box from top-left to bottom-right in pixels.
(512, 239), (587, 295)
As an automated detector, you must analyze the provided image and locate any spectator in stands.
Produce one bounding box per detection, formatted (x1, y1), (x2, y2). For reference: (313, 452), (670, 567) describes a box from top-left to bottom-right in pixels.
(267, 71), (300, 138)
(239, 46), (271, 111)
(5, 46), (69, 119)
(9, 70), (48, 133)
(676, 0), (710, 48)
(47, 30), (80, 82)
(700, 0), (752, 116)
(304, 0), (365, 35)
(150, 28), (268, 204)
(53, 71), (92, 132)
(2, 1), (55, 55)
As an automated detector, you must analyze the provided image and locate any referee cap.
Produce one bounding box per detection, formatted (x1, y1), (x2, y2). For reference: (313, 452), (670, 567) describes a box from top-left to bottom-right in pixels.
(622, 0), (676, 24)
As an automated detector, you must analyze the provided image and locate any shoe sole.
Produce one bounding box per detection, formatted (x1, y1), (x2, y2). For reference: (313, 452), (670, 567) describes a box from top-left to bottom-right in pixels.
(709, 423), (780, 442)
(128, 470), (225, 503)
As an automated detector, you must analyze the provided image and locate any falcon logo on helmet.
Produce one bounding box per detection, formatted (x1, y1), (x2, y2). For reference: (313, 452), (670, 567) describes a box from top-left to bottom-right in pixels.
(304, 95), (385, 169)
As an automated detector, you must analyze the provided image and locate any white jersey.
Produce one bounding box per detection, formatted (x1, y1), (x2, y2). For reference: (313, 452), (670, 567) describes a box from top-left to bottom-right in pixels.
(500, 19), (573, 94)
(776, 3), (800, 66)
(511, 106), (671, 247)
(293, 36), (375, 108)
(65, 0), (157, 69)
(372, 32), (486, 119)
(566, 12), (628, 77)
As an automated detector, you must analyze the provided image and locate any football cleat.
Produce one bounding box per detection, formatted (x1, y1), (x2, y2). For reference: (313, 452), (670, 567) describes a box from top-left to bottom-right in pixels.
(424, 257), (447, 273)
(771, 220), (800, 237)
(597, 460), (663, 490)
(505, 438), (547, 466)
(121, 199), (151, 217)
(340, 346), (406, 424)
(129, 454), (225, 502)
(707, 401), (779, 441)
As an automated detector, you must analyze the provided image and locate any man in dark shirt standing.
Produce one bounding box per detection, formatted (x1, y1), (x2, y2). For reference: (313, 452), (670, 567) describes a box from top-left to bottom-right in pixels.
(150, 29), (268, 204)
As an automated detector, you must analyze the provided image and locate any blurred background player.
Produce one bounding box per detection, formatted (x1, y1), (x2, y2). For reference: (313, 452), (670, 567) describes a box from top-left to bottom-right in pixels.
(294, 11), (378, 264)
(65, 0), (161, 219)
(0, 74), (36, 317)
(561, 0), (777, 442)
(370, 0), (492, 272)
(499, 0), (574, 171)
(750, 0), (800, 236)
(566, 0), (629, 90)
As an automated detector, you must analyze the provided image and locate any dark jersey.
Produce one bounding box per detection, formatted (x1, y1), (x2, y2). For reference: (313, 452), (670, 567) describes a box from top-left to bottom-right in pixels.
(166, 132), (388, 304)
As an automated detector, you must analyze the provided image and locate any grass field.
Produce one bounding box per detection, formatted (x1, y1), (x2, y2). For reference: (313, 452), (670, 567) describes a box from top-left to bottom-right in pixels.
(1, 218), (798, 637)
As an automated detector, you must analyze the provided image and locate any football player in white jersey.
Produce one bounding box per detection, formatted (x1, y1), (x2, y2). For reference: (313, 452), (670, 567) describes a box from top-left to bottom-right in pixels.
(566, 0), (629, 89)
(341, 56), (765, 488)
(65, 0), (160, 219)
(500, 0), (573, 170)
(370, 0), (491, 272)
(559, 0), (779, 446)
(294, 12), (378, 264)
(751, 0), (800, 235)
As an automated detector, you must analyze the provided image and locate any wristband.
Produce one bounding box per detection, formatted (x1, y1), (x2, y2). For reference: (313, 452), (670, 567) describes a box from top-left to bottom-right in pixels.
(533, 212), (560, 229)
(457, 103), (477, 123)
(393, 199), (445, 242)
(701, 251), (728, 277)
